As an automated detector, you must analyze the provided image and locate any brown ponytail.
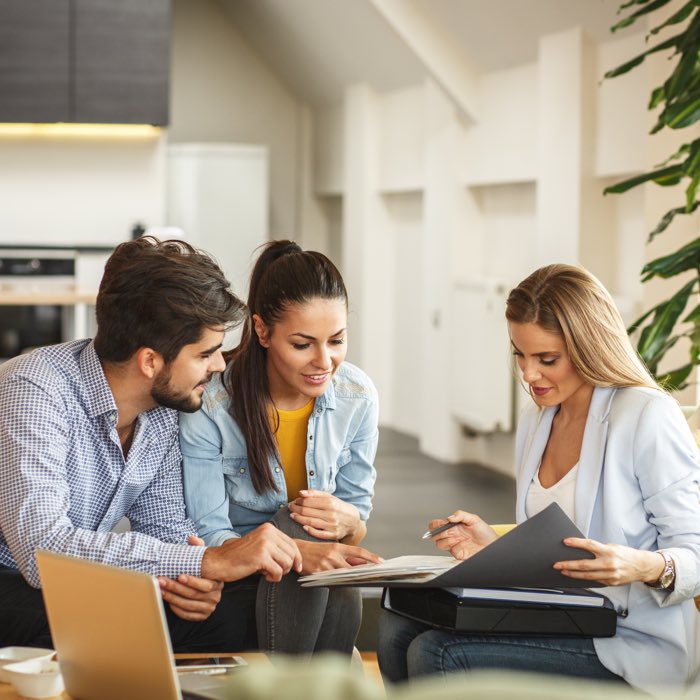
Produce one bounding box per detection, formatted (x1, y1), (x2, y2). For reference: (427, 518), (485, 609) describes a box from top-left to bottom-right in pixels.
(225, 240), (348, 494)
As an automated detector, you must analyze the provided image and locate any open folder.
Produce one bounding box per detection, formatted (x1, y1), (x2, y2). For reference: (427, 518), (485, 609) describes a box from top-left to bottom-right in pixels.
(299, 503), (603, 590)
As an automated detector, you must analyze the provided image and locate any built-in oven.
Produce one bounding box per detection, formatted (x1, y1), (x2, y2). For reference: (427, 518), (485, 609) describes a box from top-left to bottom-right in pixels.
(0, 248), (103, 360)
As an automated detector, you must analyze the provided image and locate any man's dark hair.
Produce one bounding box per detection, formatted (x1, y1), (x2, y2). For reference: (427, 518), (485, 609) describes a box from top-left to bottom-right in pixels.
(94, 236), (246, 363)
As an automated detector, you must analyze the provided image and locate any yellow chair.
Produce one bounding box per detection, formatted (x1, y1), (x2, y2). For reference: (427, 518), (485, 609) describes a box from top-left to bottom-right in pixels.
(491, 524), (516, 537)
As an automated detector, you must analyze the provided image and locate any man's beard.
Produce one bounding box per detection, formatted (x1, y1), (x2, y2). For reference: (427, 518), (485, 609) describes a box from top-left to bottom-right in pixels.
(151, 367), (210, 413)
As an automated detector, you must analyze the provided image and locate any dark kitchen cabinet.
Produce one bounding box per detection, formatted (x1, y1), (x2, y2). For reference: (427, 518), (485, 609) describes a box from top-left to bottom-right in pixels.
(0, 0), (170, 125)
(74, 0), (170, 124)
(0, 0), (71, 122)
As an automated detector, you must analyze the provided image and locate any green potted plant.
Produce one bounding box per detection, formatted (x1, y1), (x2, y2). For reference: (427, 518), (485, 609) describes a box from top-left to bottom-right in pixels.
(604, 0), (700, 389)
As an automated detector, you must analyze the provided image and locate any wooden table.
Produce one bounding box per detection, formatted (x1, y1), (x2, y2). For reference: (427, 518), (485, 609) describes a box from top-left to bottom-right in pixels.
(0, 653), (270, 699)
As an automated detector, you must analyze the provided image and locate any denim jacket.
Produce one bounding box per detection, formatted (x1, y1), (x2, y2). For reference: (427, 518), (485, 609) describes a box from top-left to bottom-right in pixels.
(179, 362), (378, 546)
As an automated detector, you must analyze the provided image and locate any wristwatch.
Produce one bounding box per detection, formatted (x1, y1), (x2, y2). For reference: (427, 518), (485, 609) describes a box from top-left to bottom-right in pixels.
(646, 551), (676, 591)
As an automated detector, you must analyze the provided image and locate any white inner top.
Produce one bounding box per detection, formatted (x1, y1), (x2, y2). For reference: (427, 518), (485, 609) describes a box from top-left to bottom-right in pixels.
(525, 463), (578, 522)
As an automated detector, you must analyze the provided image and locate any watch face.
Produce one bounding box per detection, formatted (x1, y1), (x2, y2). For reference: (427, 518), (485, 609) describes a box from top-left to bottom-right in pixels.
(660, 568), (675, 589)
(658, 554), (676, 589)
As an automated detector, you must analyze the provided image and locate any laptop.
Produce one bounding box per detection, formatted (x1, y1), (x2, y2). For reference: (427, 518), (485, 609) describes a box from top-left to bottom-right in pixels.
(36, 550), (244, 700)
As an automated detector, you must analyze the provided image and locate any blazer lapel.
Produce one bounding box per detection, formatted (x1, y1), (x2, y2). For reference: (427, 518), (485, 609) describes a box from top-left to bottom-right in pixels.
(574, 386), (616, 535)
(515, 406), (556, 522)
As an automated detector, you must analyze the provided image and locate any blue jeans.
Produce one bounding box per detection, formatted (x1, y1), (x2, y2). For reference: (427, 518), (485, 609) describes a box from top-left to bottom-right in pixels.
(257, 507), (362, 656)
(377, 610), (627, 684)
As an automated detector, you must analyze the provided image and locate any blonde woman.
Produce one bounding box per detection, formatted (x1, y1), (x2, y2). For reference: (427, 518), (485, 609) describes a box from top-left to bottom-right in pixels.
(378, 264), (700, 692)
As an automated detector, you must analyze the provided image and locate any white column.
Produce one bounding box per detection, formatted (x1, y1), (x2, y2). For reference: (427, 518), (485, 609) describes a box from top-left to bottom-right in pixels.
(418, 80), (480, 462)
(536, 28), (598, 268)
(341, 84), (395, 423)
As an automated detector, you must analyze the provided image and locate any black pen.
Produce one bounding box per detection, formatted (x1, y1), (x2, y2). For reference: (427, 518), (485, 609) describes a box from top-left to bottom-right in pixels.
(421, 521), (460, 539)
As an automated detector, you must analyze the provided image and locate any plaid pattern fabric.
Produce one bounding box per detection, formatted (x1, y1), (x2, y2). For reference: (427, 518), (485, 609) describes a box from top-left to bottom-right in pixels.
(0, 340), (203, 588)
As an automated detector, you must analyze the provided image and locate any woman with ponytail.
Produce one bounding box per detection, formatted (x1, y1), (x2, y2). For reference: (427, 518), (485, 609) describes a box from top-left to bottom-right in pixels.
(180, 240), (381, 655)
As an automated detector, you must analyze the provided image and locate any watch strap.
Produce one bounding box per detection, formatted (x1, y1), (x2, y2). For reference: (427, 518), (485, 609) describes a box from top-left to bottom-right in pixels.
(645, 551), (676, 591)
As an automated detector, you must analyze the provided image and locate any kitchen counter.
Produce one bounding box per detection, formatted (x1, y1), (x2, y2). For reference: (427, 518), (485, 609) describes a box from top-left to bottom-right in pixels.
(0, 244), (115, 253)
(0, 291), (97, 306)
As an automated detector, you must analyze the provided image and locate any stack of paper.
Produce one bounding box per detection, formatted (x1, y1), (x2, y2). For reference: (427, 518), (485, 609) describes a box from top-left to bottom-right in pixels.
(443, 587), (606, 607)
(298, 503), (606, 590)
(299, 555), (458, 587)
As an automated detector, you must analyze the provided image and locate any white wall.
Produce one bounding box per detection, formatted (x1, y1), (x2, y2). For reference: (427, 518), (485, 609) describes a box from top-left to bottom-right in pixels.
(596, 32), (648, 178)
(2, 4), (693, 474)
(170, 0), (303, 240)
(0, 0), (305, 249)
(475, 183), (537, 283)
(384, 192), (423, 435)
(0, 136), (165, 246)
(462, 63), (538, 186)
(308, 23), (697, 475)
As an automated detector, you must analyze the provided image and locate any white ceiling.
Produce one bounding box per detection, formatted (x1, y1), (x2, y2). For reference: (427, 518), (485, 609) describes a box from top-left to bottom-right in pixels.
(414, 0), (630, 71)
(220, 0), (633, 105)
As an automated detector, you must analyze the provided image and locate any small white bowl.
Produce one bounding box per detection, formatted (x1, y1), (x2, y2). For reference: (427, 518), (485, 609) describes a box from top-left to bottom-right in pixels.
(0, 648), (55, 684)
(3, 658), (64, 698)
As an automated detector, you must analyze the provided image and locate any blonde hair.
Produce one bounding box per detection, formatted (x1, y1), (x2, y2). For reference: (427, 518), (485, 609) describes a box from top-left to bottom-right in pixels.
(505, 264), (659, 390)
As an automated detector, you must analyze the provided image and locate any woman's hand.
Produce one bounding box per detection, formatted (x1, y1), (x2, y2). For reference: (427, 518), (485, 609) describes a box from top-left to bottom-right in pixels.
(554, 537), (666, 586)
(429, 511), (499, 560)
(158, 535), (223, 621)
(288, 489), (362, 542)
(158, 574), (223, 621)
(295, 539), (383, 575)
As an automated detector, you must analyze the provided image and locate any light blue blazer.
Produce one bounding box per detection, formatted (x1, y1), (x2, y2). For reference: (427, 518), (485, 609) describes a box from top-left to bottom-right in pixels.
(515, 386), (700, 692)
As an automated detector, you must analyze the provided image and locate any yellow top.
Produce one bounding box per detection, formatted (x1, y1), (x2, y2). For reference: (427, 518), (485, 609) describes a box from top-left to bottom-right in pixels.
(272, 400), (314, 499)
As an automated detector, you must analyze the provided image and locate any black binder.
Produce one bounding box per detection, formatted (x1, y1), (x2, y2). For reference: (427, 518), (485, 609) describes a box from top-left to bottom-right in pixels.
(381, 587), (618, 637)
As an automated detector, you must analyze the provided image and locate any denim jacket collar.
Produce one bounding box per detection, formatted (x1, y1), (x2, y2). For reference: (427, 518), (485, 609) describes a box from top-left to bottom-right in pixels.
(314, 378), (336, 413)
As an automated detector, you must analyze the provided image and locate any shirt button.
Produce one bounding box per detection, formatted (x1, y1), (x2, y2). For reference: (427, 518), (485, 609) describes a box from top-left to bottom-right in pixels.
(316, 409), (322, 415)
(275, 467), (280, 473)
(309, 435), (313, 441)
(239, 468), (245, 474)
(309, 470), (315, 477)
(279, 503), (285, 509)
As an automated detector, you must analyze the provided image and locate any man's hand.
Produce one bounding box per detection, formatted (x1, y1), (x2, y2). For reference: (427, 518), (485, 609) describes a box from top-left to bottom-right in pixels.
(159, 536), (222, 621)
(201, 523), (302, 583)
(288, 490), (362, 542)
(295, 539), (383, 575)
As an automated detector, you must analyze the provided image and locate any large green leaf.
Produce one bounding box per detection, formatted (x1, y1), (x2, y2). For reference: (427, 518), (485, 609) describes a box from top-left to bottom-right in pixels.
(641, 240), (700, 279)
(663, 45), (700, 101)
(648, 201), (700, 241)
(657, 363), (695, 390)
(686, 177), (700, 209)
(619, 0), (662, 9)
(636, 278), (696, 359)
(683, 302), (700, 323)
(604, 164), (685, 194)
(644, 333), (684, 370)
(656, 142), (691, 166)
(649, 85), (667, 109)
(628, 304), (658, 334)
(612, 0), (677, 31)
(663, 93), (700, 130)
(685, 139), (700, 173)
(603, 34), (681, 79)
(608, 0), (700, 393)
(649, 1), (698, 35)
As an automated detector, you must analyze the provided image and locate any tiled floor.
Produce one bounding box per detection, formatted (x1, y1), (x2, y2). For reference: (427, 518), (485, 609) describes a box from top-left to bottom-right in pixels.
(362, 427), (516, 559)
(355, 427), (516, 651)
